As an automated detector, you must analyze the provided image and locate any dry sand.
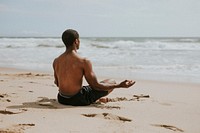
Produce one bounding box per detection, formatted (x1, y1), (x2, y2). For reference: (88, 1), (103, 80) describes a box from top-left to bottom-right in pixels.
(0, 67), (200, 133)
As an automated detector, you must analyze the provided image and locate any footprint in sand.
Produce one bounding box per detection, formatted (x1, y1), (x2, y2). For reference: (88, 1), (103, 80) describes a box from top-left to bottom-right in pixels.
(152, 124), (184, 132)
(133, 94), (150, 101)
(0, 93), (11, 102)
(0, 109), (26, 115)
(0, 123), (35, 133)
(106, 94), (150, 103)
(82, 113), (132, 122)
(0, 93), (9, 98)
(93, 104), (121, 110)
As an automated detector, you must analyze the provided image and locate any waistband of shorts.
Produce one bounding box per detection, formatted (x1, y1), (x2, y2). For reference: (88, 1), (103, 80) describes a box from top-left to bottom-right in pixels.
(58, 91), (74, 99)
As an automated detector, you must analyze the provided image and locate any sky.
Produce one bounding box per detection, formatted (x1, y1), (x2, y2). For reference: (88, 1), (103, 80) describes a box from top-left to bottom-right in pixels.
(0, 0), (200, 37)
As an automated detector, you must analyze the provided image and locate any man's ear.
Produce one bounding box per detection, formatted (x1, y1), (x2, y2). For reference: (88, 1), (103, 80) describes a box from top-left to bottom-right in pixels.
(74, 39), (79, 49)
(75, 39), (79, 44)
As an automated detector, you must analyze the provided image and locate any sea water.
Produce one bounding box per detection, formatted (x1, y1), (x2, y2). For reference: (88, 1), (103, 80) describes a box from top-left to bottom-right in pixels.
(0, 37), (200, 83)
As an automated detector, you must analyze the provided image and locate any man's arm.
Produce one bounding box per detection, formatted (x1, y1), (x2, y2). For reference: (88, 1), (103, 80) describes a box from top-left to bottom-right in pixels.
(53, 59), (59, 87)
(83, 59), (135, 91)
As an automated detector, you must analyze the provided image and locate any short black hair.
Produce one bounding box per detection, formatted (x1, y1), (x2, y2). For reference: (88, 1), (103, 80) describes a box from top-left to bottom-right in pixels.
(62, 29), (79, 48)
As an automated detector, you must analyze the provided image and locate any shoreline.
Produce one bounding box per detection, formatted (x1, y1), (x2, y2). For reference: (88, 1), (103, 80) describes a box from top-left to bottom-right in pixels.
(2, 66), (200, 84)
(0, 66), (200, 132)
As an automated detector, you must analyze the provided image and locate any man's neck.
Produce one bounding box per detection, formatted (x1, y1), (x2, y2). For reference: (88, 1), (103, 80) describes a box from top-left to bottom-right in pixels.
(66, 47), (77, 53)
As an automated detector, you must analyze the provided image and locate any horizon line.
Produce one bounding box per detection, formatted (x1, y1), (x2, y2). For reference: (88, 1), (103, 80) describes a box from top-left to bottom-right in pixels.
(0, 36), (200, 38)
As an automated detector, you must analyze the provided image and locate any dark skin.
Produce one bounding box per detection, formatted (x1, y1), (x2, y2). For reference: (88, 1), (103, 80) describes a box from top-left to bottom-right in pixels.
(53, 38), (135, 98)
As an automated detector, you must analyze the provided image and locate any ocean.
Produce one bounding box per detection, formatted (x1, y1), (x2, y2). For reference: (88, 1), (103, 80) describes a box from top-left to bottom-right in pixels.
(0, 37), (200, 83)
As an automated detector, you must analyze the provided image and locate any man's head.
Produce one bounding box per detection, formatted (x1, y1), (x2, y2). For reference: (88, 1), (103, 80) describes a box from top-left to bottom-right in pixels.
(62, 29), (79, 49)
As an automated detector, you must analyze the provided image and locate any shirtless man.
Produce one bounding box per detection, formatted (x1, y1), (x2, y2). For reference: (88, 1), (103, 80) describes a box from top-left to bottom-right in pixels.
(53, 29), (135, 106)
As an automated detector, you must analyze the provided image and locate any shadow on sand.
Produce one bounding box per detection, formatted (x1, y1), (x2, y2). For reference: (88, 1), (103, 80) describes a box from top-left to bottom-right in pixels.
(7, 97), (71, 109)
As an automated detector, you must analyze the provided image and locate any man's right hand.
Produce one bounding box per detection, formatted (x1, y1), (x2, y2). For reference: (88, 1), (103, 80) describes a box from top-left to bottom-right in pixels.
(119, 80), (135, 88)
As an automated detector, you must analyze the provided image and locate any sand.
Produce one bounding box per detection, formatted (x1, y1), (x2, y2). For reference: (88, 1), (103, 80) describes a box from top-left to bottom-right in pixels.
(0, 67), (200, 133)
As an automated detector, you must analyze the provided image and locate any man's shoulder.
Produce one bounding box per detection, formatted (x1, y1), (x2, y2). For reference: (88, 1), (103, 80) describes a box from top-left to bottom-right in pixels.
(81, 57), (91, 64)
(53, 57), (59, 68)
(53, 56), (61, 63)
(81, 58), (93, 70)
(52, 54), (63, 66)
(53, 57), (58, 62)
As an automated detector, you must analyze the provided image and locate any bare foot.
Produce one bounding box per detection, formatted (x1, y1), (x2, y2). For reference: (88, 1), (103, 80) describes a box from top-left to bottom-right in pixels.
(98, 97), (110, 103)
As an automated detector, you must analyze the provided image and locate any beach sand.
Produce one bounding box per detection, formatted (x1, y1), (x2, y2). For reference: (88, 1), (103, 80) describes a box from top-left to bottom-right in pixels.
(0, 67), (200, 133)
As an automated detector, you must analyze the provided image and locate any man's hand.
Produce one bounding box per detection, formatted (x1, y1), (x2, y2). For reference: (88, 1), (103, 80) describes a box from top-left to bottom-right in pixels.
(119, 80), (135, 88)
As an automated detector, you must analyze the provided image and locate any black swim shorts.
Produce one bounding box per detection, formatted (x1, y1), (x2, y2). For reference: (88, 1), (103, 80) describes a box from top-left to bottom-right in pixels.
(57, 86), (108, 106)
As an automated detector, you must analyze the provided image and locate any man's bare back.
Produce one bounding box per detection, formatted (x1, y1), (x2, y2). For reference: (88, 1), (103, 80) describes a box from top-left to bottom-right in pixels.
(53, 29), (135, 106)
(53, 50), (87, 96)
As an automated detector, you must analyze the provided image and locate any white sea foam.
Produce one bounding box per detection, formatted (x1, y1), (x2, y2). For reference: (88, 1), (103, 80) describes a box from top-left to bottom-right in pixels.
(0, 37), (200, 83)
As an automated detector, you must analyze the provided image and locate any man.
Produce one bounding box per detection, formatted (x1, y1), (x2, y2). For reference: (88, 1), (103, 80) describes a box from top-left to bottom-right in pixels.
(53, 29), (135, 106)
